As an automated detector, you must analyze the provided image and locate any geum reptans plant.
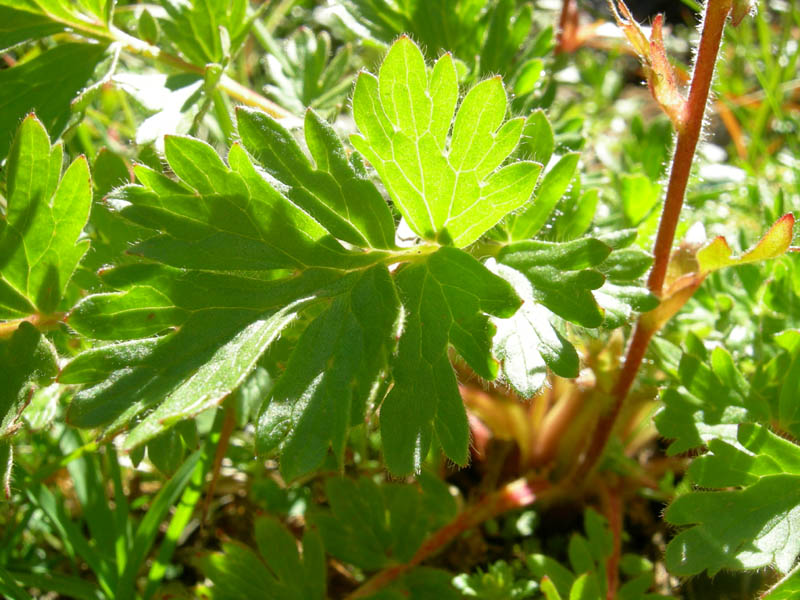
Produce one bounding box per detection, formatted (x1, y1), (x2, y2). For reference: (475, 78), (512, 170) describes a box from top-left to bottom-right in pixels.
(1, 0), (800, 598)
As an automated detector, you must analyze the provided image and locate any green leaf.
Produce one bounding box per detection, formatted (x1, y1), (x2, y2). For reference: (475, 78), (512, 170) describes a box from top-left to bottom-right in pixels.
(619, 173), (661, 227)
(0, 115), (92, 316)
(0, 322), (58, 438)
(508, 152), (580, 241)
(158, 0), (252, 65)
(0, 5), (64, 51)
(115, 450), (203, 600)
(197, 515), (325, 600)
(311, 476), (448, 572)
(697, 213), (795, 273)
(379, 247), (520, 474)
(0, 43), (107, 158)
(262, 28), (355, 116)
(654, 350), (769, 455)
(351, 36), (540, 247)
(256, 265), (400, 481)
(67, 264), (340, 340)
(593, 236), (657, 328)
(519, 109), (555, 167)
(489, 260), (579, 395)
(498, 239), (608, 328)
(0, 0), (111, 50)
(665, 424), (800, 577)
(763, 565), (800, 600)
(236, 107), (396, 249)
(108, 137), (368, 271)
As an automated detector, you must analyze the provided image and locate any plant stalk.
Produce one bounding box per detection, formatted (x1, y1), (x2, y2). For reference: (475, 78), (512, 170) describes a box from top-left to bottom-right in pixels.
(573, 0), (733, 482)
(345, 477), (553, 599)
(647, 0), (733, 295)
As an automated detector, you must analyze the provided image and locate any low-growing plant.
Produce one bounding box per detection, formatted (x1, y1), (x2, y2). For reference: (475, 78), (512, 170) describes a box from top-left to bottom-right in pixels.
(1, 0), (799, 598)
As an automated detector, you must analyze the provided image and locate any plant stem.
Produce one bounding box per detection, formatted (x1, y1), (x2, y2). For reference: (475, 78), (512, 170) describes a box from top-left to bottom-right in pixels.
(91, 26), (293, 119)
(573, 0), (733, 482)
(647, 0), (733, 295)
(345, 477), (553, 599)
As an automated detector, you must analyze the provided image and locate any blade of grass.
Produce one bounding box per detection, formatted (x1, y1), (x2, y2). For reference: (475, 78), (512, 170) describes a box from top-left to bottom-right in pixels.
(2, 570), (105, 600)
(26, 484), (116, 597)
(115, 449), (202, 600)
(142, 409), (229, 599)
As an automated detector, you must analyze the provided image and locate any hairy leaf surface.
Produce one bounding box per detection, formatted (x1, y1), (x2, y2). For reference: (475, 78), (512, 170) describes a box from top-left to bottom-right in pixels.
(351, 36), (540, 247)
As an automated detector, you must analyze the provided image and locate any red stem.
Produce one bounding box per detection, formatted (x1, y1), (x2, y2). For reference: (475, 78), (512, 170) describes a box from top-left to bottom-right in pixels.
(601, 484), (624, 600)
(345, 477), (553, 599)
(648, 0), (733, 295)
(574, 0), (733, 483)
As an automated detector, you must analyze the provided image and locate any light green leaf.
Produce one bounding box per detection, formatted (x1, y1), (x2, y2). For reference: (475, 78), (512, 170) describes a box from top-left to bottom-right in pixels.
(508, 152), (580, 241)
(380, 247), (520, 474)
(351, 36), (540, 247)
(697, 213), (794, 273)
(519, 109), (555, 166)
(0, 114), (92, 316)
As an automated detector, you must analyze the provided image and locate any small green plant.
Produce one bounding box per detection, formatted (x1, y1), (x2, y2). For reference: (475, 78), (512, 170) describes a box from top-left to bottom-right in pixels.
(1, 0), (799, 598)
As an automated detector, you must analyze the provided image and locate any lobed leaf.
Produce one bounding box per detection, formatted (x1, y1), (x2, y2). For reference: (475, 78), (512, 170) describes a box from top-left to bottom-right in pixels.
(380, 247), (520, 474)
(256, 265), (400, 481)
(665, 424), (800, 577)
(0, 115), (92, 317)
(236, 107), (396, 249)
(351, 36), (540, 247)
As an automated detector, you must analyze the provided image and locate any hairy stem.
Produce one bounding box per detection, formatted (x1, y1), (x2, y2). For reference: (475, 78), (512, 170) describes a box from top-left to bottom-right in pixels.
(574, 0), (733, 482)
(345, 477), (553, 599)
(648, 0), (733, 295)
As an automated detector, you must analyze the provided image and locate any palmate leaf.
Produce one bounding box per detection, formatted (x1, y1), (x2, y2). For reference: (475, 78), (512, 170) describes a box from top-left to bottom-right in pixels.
(351, 36), (541, 247)
(0, 114), (92, 317)
(64, 39), (538, 477)
(256, 264), (400, 481)
(196, 515), (326, 600)
(665, 423), (800, 577)
(380, 247), (519, 474)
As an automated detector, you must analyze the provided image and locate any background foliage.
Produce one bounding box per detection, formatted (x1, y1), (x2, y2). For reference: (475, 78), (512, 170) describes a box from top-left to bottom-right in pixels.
(1, 0), (799, 599)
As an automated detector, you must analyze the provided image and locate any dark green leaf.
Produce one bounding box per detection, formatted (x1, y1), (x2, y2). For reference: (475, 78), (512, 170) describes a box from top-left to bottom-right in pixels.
(256, 265), (400, 481)
(0, 322), (58, 438)
(380, 247), (520, 474)
(236, 107), (396, 249)
(0, 43), (106, 158)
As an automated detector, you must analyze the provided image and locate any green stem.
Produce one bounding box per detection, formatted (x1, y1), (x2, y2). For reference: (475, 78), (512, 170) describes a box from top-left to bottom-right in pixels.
(77, 25), (293, 119)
